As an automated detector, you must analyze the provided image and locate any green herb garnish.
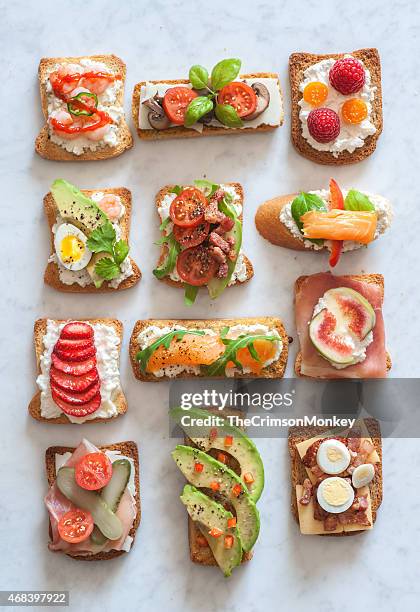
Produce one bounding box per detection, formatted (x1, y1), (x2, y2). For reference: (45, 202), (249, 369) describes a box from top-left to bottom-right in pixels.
(194, 179), (219, 198)
(204, 331), (279, 377)
(291, 192), (327, 247)
(344, 190), (375, 211)
(86, 221), (129, 281)
(136, 329), (206, 372)
(184, 284), (199, 306)
(153, 233), (181, 279)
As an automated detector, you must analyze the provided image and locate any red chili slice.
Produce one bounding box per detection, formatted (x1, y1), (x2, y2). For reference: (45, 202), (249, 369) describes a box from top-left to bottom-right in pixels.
(176, 245), (219, 286)
(169, 188), (208, 228)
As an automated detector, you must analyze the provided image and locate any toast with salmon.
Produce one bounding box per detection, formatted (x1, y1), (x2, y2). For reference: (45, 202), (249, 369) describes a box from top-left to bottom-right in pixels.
(36, 54), (133, 161)
(289, 418), (382, 536)
(289, 48), (382, 165)
(45, 440), (140, 559)
(294, 273), (391, 379)
(29, 318), (128, 424)
(130, 317), (288, 381)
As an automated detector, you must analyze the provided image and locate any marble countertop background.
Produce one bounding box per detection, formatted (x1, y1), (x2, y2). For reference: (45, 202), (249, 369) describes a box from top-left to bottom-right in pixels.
(1, 0), (419, 610)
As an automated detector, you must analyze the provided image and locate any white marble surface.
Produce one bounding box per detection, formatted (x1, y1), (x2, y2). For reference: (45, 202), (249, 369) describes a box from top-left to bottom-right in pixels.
(1, 0), (419, 610)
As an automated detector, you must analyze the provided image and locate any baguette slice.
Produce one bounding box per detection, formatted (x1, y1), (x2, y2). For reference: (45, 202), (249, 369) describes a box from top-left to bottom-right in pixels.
(255, 193), (305, 250)
(36, 54), (133, 161)
(288, 418), (383, 536)
(130, 317), (289, 382)
(133, 73), (283, 140)
(294, 274), (391, 377)
(29, 318), (127, 424)
(289, 48), (382, 165)
(43, 187), (141, 293)
(155, 183), (253, 289)
(45, 441), (141, 559)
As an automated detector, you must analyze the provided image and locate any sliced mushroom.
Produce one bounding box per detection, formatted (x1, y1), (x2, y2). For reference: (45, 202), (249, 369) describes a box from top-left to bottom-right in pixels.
(243, 82), (270, 121)
(142, 94), (170, 130)
(198, 108), (216, 125)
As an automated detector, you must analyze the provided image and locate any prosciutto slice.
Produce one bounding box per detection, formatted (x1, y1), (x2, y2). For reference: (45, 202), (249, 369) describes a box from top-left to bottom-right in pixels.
(44, 439), (137, 555)
(296, 273), (387, 379)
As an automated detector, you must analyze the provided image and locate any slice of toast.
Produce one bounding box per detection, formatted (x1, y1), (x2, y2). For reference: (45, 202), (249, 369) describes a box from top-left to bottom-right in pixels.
(35, 54), (133, 161)
(132, 73), (283, 140)
(29, 318), (127, 424)
(294, 273), (391, 377)
(130, 317), (289, 382)
(289, 48), (382, 165)
(155, 183), (253, 289)
(43, 187), (141, 293)
(288, 418), (383, 536)
(45, 441), (140, 559)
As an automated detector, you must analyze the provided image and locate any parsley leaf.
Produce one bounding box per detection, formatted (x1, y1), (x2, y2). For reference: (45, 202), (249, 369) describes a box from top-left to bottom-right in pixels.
(86, 221), (130, 282)
(94, 257), (120, 280)
(87, 221), (116, 254)
(114, 240), (129, 265)
(136, 329), (206, 372)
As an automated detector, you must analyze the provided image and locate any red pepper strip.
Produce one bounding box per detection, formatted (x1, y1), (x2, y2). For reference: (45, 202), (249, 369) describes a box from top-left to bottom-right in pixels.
(328, 178), (344, 267)
(50, 109), (112, 134)
(51, 71), (121, 101)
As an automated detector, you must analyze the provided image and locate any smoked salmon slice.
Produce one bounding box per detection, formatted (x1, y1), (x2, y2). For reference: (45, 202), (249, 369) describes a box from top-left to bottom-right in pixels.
(227, 339), (277, 373)
(301, 210), (377, 244)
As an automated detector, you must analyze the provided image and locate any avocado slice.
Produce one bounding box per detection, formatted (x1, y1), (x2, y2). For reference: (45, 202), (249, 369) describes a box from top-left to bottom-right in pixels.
(170, 407), (264, 502)
(180, 485), (242, 577)
(51, 179), (108, 235)
(172, 445), (259, 552)
(86, 252), (109, 288)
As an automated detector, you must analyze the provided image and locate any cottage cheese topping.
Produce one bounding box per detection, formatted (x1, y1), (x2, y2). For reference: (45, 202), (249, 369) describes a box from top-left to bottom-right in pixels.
(37, 320), (122, 423)
(139, 77), (283, 131)
(298, 56), (377, 156)
(279, 189), (392, 252)
(45, 59), (124, 156)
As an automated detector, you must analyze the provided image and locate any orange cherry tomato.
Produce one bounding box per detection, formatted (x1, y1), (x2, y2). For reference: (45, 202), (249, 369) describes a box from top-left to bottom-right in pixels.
(341, 98), (368, 124)
(58, 509), (94, 544)
(163, 87), (198, 125)
(218, 82), (257, 118)
(169, 188), (208, 228)
(75, 452), (112, 491)
(303, 82), (329, 106)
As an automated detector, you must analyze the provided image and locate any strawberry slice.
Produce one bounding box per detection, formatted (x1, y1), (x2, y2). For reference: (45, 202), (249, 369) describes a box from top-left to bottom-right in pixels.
(51, 381), (101, 405)
(51, 391), (101, 417)
(50, 366), (99, 393)
(55, 338), (94, 352)
(53, 344), (96, 363)
(61, 322), (94, 341)
(51, 353), (97, 376)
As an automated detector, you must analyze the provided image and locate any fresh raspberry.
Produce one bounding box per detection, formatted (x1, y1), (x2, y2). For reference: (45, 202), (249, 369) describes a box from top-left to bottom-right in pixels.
(307, 108), (340, 143)
(329, 58), (365, 95)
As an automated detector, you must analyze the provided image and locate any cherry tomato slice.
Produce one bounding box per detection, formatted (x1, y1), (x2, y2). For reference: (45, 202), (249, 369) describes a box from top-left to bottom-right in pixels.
(75, 452), (112, 491)
(176, 245), (219, 286)
(58, 509), (94, 544)
(218, 82), (257, 118)
(169, 188), (208, 228)
(173, 221), (210, 248)
(163, 87), (198, 125)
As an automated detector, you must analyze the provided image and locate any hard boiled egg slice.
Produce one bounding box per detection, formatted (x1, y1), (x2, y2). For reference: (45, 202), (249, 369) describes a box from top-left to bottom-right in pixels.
(54, 223), (92, 271)
(352, 463), (375, 489)
(316, 439), (351, 475)
(317, 477), (354, 514)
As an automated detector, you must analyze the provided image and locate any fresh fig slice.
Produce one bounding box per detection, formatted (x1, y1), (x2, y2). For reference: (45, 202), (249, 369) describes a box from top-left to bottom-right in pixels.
(324, 287), (375, 340)
(309, 309), (356, 365)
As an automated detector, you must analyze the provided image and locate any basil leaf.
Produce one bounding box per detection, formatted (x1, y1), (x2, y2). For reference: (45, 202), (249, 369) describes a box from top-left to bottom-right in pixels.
(189, 65), (209, 90)
(169, 185), (183, 196)
(113, 240), (129, 266)
(291, 193), (326, 247)
(215, 103), (243, 128)
(86, 221), (116, 254)
(204, 333), (279, 377)
(194, 179), (219, 198)
(344, 189), (375, 211)
(184, 96), (214, 127)
(153, 234), (181, 279)
(136, 329), (206, 372)
(94, 257), (120, 280)
(184, 284), (199, 306)
(211, 58), (241, 91)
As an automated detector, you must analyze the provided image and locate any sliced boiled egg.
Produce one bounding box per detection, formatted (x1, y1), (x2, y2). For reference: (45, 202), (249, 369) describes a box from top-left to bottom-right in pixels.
(352, 463), (375, 489)
(317, 477), (354, 514)
(54, 223), (92, 271)
(316, 439), (351, 475)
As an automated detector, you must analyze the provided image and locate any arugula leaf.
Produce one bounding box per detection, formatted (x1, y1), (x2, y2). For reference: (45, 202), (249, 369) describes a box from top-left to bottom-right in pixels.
(184, 284), (199, 306)
(215, 103), (243, 128)
(184, 96), (214, 127)
(169, 186), (183, 196)
(204, 333), (279, 377)
(189, 65), (209, 90)
(94, 257), (120, 280)
(87, 221), (116, 254)
(153, 233), (181, 279)
(291, 193), (327, 247)
(114, 240), (129, 266)
(194, 179), (219, 198)
(211, 58), (241, 91)
(344, 190), (375, 211)
(136, 329), (206, 372)
(159, 217), (172, 232)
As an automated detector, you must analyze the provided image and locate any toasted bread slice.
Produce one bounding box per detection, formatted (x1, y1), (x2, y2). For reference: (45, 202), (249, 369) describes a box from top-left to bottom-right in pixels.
(255, 193), (305, 250)
(35, 54), (133, 161)
(133, 73), (283, 140)
(43, 187), (141, 293)
(29, 318), (127, 424)
(45, 441), (140, 559)
(154, 183), (253, 289)
(294, 273), (391, 377)
(288, 418), (382, 536)
(129, 317), (289, 382)
(289, 48), (382, 165)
